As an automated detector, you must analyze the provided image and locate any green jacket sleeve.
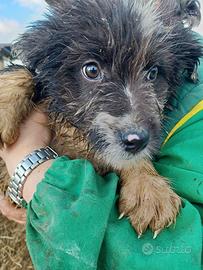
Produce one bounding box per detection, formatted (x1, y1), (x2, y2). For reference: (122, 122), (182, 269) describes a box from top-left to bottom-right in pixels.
(26, 156), (202, 270)
(154, 110), (203, 208)
(26, 157), (118, 270)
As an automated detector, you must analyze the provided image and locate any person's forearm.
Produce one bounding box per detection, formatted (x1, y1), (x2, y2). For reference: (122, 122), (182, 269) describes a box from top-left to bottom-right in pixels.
(0, 111), (53, 223)
(0, 111), (52, 203)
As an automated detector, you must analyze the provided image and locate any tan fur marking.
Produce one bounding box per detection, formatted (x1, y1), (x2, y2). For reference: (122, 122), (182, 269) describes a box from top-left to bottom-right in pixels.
(0, 69), (34, 147)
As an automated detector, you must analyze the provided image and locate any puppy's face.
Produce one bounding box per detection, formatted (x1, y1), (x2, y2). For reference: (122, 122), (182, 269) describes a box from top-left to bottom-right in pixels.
(16, 0), (202, 169)
(67, 46), (169, 168)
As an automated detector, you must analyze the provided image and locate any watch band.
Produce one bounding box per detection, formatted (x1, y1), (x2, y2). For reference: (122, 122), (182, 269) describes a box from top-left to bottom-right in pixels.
(7, 146), (58, 207)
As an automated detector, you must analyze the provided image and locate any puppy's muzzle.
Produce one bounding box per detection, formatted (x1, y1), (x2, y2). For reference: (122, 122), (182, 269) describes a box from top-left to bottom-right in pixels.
(120, 129), (149, 154)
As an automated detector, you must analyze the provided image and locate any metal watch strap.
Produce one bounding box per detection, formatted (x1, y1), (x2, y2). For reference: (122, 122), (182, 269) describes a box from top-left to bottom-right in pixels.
(7, 146), (58, 206)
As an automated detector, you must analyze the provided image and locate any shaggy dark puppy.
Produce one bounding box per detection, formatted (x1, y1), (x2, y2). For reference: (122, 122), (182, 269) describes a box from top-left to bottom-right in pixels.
(0, 0), (202, 248)
(14, 0), (202, 168)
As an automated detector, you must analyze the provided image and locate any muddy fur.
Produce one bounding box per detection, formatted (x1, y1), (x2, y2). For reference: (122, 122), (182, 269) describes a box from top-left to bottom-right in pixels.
(0, 0), (202, 269)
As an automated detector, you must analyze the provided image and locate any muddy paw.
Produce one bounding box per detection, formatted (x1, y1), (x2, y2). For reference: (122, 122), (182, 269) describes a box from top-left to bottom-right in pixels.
(119, 173), (182, 238)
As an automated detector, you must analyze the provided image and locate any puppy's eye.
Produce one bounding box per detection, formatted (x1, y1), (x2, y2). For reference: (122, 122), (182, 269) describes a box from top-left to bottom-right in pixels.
(82, 62), (102, 80)
(146, 66), (159, 82)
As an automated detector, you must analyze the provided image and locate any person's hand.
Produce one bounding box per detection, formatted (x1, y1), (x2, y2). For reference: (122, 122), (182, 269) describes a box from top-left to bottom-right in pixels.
(0, 110), (53, 224)
(0, 194), (26, 224)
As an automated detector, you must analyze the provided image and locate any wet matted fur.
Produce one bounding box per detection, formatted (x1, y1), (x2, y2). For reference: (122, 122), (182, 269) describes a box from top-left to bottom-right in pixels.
(0, 0), (202, 268)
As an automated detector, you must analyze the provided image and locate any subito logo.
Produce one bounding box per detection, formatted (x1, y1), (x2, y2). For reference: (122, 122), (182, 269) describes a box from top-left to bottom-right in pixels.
(142, 243), (154, 255)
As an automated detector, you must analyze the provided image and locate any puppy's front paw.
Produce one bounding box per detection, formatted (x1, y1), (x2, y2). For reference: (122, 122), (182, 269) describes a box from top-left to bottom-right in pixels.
(0, 67), (34, 148)
(119, 174), (181, 238)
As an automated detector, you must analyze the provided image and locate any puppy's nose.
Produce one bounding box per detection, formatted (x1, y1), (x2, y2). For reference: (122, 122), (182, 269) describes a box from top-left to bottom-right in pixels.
(121, 130), (149, 154)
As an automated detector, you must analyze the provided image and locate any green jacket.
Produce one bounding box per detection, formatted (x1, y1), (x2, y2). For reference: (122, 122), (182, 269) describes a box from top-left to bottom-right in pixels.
(26, 48), (203, 270)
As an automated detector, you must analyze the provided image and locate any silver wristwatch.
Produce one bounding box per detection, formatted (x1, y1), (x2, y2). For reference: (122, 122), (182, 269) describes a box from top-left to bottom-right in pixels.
(7, 146), (58, 207)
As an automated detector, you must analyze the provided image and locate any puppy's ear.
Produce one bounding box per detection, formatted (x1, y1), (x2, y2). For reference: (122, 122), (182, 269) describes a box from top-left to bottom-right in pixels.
(180, 0), (201, 27)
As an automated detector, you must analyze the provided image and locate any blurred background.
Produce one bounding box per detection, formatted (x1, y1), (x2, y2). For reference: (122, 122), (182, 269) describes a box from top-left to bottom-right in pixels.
(0, 0), (203, 68)
(0, 0), (46, 68)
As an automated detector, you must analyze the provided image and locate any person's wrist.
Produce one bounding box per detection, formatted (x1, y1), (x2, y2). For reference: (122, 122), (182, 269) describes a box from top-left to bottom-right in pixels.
(22, 159), (54, 203)
(6, 146), (57, 204)
(3, 143), (48, 177)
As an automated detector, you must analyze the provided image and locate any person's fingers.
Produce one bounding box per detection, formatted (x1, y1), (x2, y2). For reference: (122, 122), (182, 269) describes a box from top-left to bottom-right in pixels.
(0, 194), (26, 224)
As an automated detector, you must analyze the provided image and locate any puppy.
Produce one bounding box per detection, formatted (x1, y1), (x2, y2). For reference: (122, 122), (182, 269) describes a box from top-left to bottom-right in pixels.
(0, 0), (202, 241)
